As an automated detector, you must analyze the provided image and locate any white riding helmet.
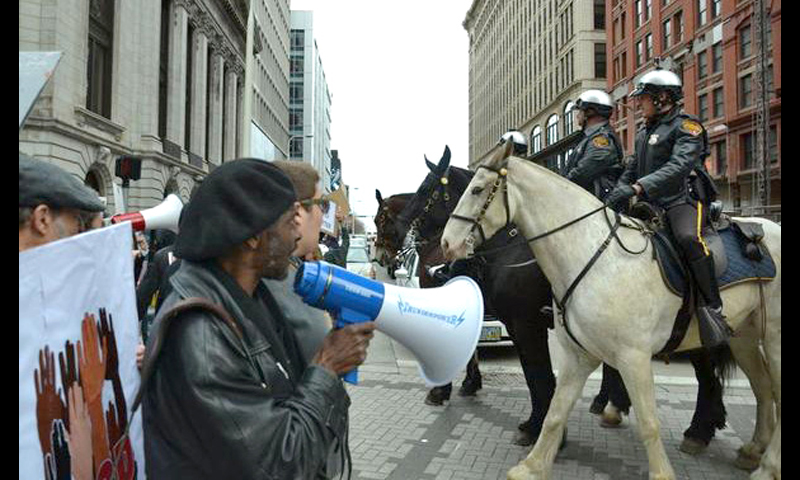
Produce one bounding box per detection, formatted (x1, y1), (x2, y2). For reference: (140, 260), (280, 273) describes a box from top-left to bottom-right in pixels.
(630, 69), (683, 101)
(575, 90), (614, 118)
(499, 130), (528, 155)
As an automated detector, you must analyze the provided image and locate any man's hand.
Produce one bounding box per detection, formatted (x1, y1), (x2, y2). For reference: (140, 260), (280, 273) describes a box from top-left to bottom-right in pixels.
(605, 184), (637, 211)
(312, 322), (377, 376)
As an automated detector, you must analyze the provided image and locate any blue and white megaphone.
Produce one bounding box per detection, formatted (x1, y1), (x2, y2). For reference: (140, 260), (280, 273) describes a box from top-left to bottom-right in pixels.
(294, 261), (483, 386)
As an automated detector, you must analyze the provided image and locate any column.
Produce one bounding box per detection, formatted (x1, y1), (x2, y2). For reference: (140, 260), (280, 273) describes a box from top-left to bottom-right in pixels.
(166, 0), (189, 148)
(207, 47), (224, 166)
(189, 23), (208, 159)
(223, 65), (239, 162)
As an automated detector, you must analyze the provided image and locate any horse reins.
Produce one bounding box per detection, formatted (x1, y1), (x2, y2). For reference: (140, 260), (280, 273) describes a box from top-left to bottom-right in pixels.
(447, 160), (631, 352)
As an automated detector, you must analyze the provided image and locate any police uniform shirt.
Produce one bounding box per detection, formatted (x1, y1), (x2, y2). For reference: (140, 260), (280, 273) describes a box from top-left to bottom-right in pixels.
(563, 122), (622, 196)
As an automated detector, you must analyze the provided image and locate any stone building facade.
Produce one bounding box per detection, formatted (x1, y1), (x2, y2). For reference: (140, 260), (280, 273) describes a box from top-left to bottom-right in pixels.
(19, 0), (290, 213)
(463, 0), (609, 170)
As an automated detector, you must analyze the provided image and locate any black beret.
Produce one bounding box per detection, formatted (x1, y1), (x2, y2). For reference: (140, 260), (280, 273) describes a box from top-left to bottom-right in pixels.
(174, 158), (297, 262)
(19, 153), (106, 212)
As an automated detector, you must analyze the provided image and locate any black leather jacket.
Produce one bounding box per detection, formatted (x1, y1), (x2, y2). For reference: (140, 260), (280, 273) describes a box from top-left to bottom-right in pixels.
(142, 261), (349, 479)
(563, 121), (624, 200)
(617, 108), (709, 209)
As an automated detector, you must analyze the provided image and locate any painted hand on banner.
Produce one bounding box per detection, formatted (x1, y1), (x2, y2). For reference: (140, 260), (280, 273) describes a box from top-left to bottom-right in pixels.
(50, 419), (71, 480)
(34, 346), (66, 458)
(58, 340), (79, 430)
(77, 313), (111, 473)
(67, 383), (93, 480)
(98, 309), (127, 432)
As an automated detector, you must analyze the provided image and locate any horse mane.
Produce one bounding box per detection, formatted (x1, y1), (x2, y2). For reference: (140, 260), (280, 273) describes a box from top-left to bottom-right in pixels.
(509, 156), (604, 211)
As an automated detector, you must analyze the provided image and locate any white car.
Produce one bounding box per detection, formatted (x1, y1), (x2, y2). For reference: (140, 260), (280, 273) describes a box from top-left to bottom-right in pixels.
(393, 248), (510, 347)
(346, 246), (375, 279)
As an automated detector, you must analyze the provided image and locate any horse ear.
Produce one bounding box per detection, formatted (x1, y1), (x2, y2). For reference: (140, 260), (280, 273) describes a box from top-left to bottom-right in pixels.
(488, 139), (514, 168)
(425, 155), (437, 172)
(375, 189), (383, 204)
(440, 146), (451, 171)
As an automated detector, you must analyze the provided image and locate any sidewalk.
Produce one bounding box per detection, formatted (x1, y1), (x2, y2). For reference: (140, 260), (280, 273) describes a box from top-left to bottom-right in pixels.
(347, 334), (758, 480)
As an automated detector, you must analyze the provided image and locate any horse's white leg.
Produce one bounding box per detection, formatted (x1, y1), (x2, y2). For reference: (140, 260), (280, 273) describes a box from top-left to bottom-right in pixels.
(616, 350), (676, 480)
(507, 337), (599, 480)
(727, 321), (775, 470)
(751, 297), (781, 480)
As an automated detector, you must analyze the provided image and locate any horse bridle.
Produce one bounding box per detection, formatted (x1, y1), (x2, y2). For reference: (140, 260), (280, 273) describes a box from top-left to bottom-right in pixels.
(449, 163), (516, 249)
(407, 173), (455, 244)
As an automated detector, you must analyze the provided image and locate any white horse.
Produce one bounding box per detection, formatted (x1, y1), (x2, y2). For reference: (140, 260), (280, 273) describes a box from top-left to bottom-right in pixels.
(441, 143), (781, 480)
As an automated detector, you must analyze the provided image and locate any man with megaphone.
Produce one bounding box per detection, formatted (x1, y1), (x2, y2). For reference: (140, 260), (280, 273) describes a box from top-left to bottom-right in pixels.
(138, 158), (376, 479)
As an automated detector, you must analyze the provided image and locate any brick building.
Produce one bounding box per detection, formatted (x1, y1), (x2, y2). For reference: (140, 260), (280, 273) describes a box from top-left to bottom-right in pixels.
(607, 0), (781, 218)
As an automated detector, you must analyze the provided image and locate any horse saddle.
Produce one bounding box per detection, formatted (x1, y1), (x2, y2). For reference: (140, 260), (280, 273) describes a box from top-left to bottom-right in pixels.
(630, 202), (777, 354)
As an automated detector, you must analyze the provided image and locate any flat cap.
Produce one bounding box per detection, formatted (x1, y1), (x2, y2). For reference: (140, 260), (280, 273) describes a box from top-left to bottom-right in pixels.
(19, 153), (106, 212)
(174, 158), (297, 262)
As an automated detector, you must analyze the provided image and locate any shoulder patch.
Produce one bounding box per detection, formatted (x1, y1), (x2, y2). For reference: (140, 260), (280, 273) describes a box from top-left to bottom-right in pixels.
(592, 135), (611, 148)
(680, 119), (703, 137)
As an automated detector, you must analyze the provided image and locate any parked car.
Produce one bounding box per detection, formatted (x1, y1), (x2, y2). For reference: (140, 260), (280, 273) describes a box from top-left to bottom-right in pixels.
(394, 248), (510, 347)
(346, 246), (376, 279)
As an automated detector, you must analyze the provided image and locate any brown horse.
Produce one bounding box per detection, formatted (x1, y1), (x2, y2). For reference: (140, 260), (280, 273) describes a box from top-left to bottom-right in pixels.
(374, 190), (414, 276)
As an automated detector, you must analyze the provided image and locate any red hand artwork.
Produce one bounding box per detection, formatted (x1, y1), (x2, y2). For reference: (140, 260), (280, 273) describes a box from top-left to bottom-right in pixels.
(34, 346), (66, 458)
(77, 313), (110, 475)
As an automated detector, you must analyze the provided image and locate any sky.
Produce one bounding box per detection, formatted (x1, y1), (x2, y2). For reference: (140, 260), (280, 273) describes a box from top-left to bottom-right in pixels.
(289, 0), (475, 224)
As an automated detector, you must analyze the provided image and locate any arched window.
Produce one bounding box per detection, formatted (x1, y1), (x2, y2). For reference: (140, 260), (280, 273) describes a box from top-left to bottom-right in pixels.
(563, 102), (575, 136)
(531, 126), (543, 153)
(546, 114), (560, 146)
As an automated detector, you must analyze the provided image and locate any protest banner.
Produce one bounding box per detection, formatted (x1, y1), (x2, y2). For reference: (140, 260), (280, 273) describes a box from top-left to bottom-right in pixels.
(19, 222), (144, 479)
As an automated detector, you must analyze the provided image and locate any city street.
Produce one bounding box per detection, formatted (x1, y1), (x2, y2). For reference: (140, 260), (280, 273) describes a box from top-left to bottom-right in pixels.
(345, 262), (758, 479)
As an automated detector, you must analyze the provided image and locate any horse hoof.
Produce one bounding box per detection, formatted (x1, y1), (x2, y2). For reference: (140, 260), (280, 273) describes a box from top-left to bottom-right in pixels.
(424, 388), (450, 406)
(512, 428), (538, 447)
(458, 378), (482, 396)
(734, 447), (761, 472)
(679, 437), (708, 456)
(600, 408), (624, 428)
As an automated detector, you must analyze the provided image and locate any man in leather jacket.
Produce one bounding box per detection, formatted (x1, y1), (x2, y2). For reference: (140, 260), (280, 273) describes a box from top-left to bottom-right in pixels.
(607, 69), (733, 348)
(141, 159), (376, 479)
(562, 89), (625, 201)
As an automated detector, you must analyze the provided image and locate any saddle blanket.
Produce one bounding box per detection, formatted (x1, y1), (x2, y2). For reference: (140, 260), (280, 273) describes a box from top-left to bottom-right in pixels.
(653, 225), (777, 297)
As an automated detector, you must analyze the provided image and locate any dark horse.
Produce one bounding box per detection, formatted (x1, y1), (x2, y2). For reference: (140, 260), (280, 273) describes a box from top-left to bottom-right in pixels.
(397, 145), (733, 452)
(397, 146), (555, 445)
(374, 190), (414, 276)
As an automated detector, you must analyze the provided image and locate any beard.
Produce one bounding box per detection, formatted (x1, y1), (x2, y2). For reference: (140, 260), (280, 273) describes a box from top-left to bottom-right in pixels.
(261, 233), (299, 280)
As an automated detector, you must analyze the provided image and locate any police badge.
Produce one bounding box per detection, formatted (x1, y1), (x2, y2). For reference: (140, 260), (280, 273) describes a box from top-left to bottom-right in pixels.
(648, 134), (659, 145)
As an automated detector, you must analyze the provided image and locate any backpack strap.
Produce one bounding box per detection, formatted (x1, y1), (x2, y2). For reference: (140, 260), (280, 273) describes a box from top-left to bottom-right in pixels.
(131, 297), (248, 416)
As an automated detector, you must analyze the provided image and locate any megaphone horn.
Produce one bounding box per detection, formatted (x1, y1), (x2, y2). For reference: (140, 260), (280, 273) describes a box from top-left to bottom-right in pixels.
(111, 193), (183, 233)
(295, 261), (483, 387)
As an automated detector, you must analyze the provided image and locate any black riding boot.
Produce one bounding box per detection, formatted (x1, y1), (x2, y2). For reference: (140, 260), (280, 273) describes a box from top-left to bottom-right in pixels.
(690, 256), (734, 348)
(514, 366), (556, 446)
(459, 353), (483, 396)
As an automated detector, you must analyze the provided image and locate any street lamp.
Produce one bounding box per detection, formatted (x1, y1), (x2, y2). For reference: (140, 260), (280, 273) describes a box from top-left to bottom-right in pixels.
(287, 134), (313, 159)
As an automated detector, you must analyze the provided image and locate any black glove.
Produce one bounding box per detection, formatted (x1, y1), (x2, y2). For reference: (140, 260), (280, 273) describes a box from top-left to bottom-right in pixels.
(605, 185), (636, 211)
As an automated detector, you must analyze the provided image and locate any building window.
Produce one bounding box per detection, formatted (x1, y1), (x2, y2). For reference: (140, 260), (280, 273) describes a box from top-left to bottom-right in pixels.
(645, 34), (653, 63)
(697, 0), (708, 27)
(595, 43), (607, 78)
(531, 126), (543, 153)
(698, 93), (709, 122)
(564, 102), (575, 135)
(739, 25), (752, 59)
(712, 87), (724, 118)
(740, 74), (753, 108)
(714, 140), (727, 176)
(697, 50), (708, 79)
(663, 18), (672, 50)
(289, 108), (303, 132)
(289, 137), (303, 158)
(594, 0), (605, 29)
(290, 29), (304, 51)
(711, 0), (722, 19)
(546, 115), (560, 146)
(742, 132), (754, 169)
(290, 55), (304, 77)
(712, 43), (723, 73)
(636, 39), (644, 67)
(87, 0), (115, 118)
(674, 11), (684, 43)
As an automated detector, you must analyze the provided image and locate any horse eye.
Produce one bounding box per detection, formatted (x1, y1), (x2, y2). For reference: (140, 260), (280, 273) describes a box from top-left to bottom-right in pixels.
(471, 186), (485, 195)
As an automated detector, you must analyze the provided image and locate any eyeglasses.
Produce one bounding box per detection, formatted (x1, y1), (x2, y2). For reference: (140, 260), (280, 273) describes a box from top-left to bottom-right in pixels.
(300, 196), (332, 214)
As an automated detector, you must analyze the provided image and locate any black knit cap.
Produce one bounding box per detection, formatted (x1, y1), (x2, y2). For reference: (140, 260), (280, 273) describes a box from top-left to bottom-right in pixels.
(174, 158), (297, 262)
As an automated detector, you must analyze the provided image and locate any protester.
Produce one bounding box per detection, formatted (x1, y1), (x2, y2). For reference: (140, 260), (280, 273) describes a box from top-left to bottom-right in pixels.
(141, 158), (376, 479)
(136, 230), (179, 330)
(263, 160), (334, 364)
(19, 153), (106, 252)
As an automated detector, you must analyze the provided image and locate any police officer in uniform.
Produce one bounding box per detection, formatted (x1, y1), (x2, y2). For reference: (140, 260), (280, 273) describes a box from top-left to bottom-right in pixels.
(607, 69), (733, 348)
(562, 90), (624, 201)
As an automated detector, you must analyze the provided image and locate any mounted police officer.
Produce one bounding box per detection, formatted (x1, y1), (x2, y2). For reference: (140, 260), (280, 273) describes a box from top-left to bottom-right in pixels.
(501, 130), (528, 156)
(562, 89), (624, 201)
(607, 69), (733, 348)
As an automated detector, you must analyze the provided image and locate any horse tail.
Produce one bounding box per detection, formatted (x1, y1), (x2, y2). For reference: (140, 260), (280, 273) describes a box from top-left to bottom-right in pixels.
(710, 344), (737, 389)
